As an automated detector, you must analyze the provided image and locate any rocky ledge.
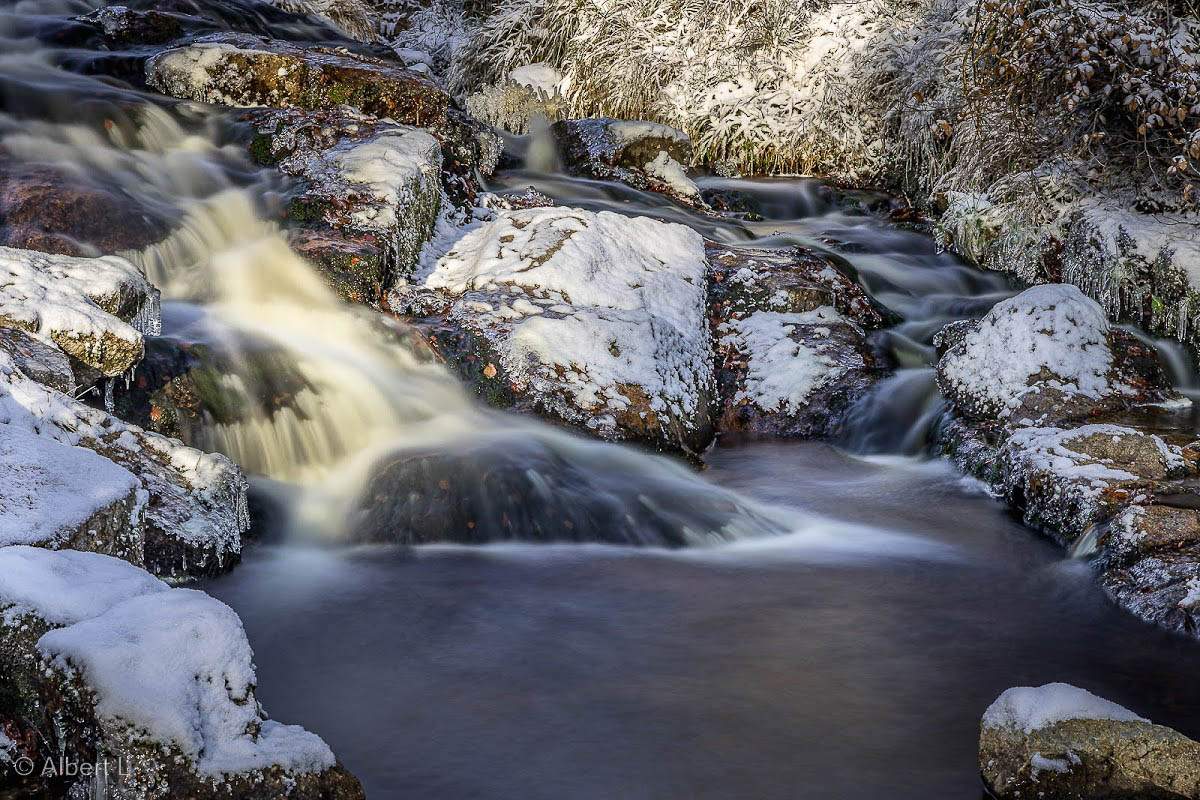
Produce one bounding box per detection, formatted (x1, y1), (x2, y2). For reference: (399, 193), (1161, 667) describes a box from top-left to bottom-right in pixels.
(935, 283), (1200, 637)
(980, 683), (1200, 799)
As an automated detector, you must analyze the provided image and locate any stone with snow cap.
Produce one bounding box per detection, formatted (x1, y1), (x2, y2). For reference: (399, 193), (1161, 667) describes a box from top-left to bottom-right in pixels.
(397, 205), (716, 454)
(0, 547), (364, 800)
(0, 245), (158, 378)
(937, 283), (1174, 427)
(981, 682), (1200, 799)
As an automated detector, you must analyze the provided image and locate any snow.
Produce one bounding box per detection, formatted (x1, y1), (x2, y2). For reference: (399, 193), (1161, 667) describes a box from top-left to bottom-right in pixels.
(1002, 424), (1181, 490)
(0, 349), (248, 561)
(939, 284), (1120, 418)
(643, 151), (701, 199)
(983, 683), (1147, 732)
(0, 546), (165, 627)
(508, 62), (563, 95)
(0, 246), (157, 375)
(423, 206), (712, 434)
(0, 425), (145, 548)
(40, 588), (335, 777)
(0, 547), (334, 777)
(720, 308), (859, 413)
(335, 127), (442, 234)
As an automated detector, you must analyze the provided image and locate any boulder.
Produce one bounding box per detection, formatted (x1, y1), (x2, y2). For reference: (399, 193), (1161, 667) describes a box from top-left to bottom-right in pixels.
(394, 206), (717, 455)
(936, 284), (1174, 428)
(0, 327), (75, 394)
(716, 308), (881, 439)
(0, 162), (169, 257)
(77, 6), (184, 46)
(147, 33), (448, 124)
(1, 348), (249, 580)
(708, 243), (889, 439)
(551, 118), (707, 208)
(994, 424), (1189, 544)
(0, 546), (364, 800)
(0, 245), (159, 379)
(247, 107), (443, 298)
(981, 683), (1200, 799)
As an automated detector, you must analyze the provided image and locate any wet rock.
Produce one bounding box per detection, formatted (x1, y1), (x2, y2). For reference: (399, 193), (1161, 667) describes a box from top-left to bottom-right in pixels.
(0, 161), (168, 257)
(352, 431), (781, 546)
(0, 547), (365, 800)
(551, 118), (707, 208)
(147, 32), (449, 123)
(980, 683), (1200, 799)
(1, 349), (249, 581)
(393, 205), (717, 455)
(246, 107), (442, 297)
(78, 6), (184, 46)
(266, 0), (380, 42)
(0, 245), (159, 378)
(936, 284), (1175, 428)
(0, 327), (75, 394)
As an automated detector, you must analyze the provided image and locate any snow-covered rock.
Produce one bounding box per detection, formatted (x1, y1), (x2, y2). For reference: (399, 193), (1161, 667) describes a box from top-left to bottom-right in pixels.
(398, 205), (716, 453)
(995, 424), (1187, 544)
(147, 33), (448, 122)
(707, 243), (888, 438)
(0, 426), (146, 558)
(0, 349), (248, 579)
(980, 683), (1200, 799)
(936, 284), (1173, 425)
(717, 308), (879, 438)
(0, 546), (364, 800)
(551, 118), (706, 208)
(0, 245), (159, 378)
(248, 107), (443, 299)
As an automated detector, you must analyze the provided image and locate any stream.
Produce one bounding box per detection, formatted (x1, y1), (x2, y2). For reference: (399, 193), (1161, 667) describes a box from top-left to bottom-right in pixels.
(6, 1), (1200, 797)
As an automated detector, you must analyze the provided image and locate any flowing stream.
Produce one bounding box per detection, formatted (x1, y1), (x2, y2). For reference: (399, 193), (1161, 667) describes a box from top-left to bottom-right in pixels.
(6, 2), (1200, 798)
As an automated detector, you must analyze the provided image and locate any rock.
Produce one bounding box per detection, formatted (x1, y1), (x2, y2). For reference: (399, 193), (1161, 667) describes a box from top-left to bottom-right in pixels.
(707, 243), (889, 439)
(1, 349), (249, 580)
(937, 284), (1174, 428)
(1097, 505), (1200, 636)
(265, 0), (380, 42)
(980, 683), (1200, 799)
(247, 107), (443, 296)
(0, 162), (168, 257)
(147, 33), (449, 124)
(994, 424), (1189, 544)
(0, 427), (146, 561)
(77, 6), (184, 46)
(0, 546), (365, 800)
(350, 430), (784, 545)
(0, 327), (75, 394)
(716, 308), (882, 439)
(0, 245), (159, 378)
(551, 118), (707, 208)
(394, 205), (716, 455)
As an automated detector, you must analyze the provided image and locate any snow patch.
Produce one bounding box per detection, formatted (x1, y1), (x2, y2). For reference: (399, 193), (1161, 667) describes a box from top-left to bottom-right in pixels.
(984, 683), (1147, 733)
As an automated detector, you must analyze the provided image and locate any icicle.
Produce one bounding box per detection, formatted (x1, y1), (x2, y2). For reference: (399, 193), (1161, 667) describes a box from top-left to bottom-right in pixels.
(130, 289), (163, 337)
(103, 379), (115, 414)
